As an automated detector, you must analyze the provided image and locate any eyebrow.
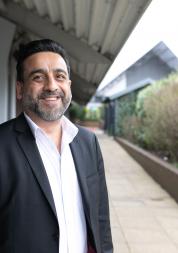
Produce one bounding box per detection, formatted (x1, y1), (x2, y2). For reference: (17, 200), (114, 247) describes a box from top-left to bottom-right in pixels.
(27, 68), (68, 79)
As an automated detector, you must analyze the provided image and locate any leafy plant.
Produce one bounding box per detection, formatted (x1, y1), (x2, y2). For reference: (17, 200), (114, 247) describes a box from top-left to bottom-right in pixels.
(142, 80), (178, 161)
(115, 91), (137, 136)
(115, 71), (178, 163)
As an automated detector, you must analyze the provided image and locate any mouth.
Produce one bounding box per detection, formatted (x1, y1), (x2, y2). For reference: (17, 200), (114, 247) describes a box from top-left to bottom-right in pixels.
(39, 91), (64, 100)
(39, 96), (63, 107)
(42, 96), (60, 101)
(38, 91), (65, 107)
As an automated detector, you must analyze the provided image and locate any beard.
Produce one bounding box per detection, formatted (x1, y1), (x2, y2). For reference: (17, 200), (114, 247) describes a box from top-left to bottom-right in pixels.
(22, 90), (72, 121)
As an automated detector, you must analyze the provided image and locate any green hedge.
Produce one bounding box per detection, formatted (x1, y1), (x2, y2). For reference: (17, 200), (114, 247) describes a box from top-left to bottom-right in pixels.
(115, 91), (137, 136)
(139, 72), (178, 161)
(115, 71), (178, 163)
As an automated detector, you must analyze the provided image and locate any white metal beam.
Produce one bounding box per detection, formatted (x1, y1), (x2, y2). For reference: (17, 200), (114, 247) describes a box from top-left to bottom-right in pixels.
(58, 0), (74, 31)
(32, 0), (48, 17)
(44, 0), (61, 23)
(23, 0), (34, 10)
(0, 1), (111, 64)
(0, 0), (6, 11)
(101, 0), (129, 54)
(110, 0), (152, 55)
(0, 17), (16, 122)
(88, 0), (113, 47)
(74, 0), (91, 39)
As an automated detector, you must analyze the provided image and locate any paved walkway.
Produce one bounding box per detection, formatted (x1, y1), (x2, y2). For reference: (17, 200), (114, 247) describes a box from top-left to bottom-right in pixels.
(97, 133), (178, 253)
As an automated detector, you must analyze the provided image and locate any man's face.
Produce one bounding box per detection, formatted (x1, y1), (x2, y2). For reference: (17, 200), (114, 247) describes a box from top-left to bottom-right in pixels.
(16, 51), (72, 121)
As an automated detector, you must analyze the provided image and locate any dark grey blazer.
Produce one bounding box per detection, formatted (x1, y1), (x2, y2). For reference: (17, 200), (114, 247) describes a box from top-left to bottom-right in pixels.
(0, 113), (113, 253)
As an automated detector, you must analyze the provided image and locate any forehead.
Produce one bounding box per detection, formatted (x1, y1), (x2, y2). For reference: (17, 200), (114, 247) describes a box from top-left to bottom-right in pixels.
(23, 51), (68, 73)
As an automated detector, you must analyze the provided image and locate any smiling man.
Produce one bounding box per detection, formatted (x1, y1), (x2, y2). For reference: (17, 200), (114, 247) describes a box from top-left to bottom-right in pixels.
(0, 39), (113, 253)
(17, 50), (72, 123)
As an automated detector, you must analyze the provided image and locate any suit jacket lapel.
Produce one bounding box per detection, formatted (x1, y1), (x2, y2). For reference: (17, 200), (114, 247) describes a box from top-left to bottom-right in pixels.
(14, 114), (57, 219)
(70, 135), (90, 224)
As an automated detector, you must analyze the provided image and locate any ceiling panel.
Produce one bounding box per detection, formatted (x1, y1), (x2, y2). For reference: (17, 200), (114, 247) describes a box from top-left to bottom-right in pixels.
(0, 0), (152, 104)
(33, 0), (48, 17)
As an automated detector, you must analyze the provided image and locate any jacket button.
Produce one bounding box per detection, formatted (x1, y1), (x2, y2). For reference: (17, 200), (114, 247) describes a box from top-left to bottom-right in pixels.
(52, 233), (59, 241)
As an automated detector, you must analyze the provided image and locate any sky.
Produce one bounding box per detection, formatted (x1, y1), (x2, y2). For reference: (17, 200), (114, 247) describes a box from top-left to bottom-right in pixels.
(98, 0), (178, 90)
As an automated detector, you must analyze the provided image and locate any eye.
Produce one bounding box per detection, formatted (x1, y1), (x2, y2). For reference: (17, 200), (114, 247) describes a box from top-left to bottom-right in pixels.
(32, 74), (45, 82)
(56, 73), (67, 81)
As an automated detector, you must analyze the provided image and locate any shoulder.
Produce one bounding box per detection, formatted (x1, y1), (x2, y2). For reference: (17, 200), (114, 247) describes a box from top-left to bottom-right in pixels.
(74, 125), (101, 153)
(76, 125), (96, 141)
(0, 118), (18, 147)
(0, 117), (16, 132)
(0, 113), (29, 138)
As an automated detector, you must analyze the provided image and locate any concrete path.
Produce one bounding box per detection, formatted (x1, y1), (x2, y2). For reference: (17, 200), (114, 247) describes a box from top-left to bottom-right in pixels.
(97, 133), (178, 253)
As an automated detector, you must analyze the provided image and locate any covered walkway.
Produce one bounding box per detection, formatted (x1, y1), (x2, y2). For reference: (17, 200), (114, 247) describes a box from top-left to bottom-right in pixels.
(97, 133), (178, 253)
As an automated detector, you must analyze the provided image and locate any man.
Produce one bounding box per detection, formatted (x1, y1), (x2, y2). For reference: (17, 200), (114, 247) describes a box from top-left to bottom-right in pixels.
(0, 39), (113, 253)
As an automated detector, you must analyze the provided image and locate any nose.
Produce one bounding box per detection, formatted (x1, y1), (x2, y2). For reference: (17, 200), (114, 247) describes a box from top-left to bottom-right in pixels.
(44, 75), (58, 91)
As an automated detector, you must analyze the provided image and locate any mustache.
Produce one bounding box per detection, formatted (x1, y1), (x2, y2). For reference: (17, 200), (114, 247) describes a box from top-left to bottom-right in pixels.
(38, 90), (65, 99)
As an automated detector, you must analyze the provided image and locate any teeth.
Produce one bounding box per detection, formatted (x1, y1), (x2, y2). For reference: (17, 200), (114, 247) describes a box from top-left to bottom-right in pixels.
(44, 97), (58, 101)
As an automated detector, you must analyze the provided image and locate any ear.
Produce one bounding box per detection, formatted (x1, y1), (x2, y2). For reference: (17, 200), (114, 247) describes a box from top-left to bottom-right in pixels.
(16, 81), (23, 100)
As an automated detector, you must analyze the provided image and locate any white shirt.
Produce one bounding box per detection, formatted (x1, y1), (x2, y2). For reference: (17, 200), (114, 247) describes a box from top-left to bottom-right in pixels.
(24, 113), (87, 253)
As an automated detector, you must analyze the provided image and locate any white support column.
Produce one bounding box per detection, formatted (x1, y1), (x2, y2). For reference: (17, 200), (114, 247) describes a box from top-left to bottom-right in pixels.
(9, 56), (17, 119)
(0, 17), (16, 123)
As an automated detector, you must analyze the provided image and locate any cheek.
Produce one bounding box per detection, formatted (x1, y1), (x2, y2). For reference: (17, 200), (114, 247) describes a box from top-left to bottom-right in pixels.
(64, 83), (71, 94)
(24, 87), (41, 98)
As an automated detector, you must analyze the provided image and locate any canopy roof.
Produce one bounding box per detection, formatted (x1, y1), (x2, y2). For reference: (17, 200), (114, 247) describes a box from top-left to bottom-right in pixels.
(0, 0), (151, 104)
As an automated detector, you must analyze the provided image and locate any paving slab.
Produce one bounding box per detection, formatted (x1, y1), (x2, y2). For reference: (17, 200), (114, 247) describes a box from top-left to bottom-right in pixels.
(96, 133), (178, 253)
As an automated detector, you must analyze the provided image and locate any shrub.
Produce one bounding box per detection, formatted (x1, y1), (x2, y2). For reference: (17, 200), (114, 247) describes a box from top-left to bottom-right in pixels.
(115, 92), (137, 136)
(116, 71), (178, 163)
(120, 115), (143, 144)
(85, 107), (102, 121)
(136, 71), (178, 118)
(142, 81), (178, 161)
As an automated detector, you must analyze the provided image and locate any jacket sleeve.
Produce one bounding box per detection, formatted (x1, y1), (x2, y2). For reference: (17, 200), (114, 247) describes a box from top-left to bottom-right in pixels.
(94, 136), (113, 253)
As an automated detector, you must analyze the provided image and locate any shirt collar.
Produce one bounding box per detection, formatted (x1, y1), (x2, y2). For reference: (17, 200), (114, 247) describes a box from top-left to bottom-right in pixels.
(24, 112), (78, 145)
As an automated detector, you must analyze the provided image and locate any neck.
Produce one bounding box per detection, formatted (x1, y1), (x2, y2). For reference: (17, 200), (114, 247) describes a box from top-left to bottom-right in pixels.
(25, 111), (62, 152)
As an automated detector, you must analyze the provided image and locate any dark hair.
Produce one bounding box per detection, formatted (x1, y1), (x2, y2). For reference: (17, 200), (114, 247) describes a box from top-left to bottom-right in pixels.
(16, 39), (70, 81)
